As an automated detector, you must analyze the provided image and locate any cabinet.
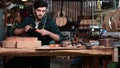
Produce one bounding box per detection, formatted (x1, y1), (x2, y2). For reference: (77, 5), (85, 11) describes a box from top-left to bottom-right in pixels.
(90, 9), (116, 39)
(89, 0), (117, 39)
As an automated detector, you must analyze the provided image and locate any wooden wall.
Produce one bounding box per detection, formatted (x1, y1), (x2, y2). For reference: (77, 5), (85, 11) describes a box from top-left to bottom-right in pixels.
(51, 0), (115, 22)
(52, 0), (98, 22)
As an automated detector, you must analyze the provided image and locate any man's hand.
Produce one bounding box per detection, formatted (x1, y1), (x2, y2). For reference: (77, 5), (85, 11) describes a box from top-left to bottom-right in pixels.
(24, 25), (33, 32)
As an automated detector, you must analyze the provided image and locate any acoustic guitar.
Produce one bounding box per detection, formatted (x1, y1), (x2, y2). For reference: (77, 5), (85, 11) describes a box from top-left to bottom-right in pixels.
(56, 1), (67, 27)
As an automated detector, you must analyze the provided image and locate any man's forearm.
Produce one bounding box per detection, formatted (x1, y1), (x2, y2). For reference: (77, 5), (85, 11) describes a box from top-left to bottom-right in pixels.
(14, 28), (25, 35)
(36, 29), (61, 42)
(48, 32), (60, 42)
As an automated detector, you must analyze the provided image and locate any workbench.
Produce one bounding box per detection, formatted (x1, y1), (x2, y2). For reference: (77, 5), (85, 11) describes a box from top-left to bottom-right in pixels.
(0, 47), (118, 68)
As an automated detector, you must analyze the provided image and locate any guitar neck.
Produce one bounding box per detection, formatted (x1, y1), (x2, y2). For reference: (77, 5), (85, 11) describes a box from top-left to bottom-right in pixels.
(60, 1), (64, 16)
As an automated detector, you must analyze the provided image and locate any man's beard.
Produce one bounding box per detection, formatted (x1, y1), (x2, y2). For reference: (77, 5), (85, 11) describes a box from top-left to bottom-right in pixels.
(37, 15), (43, 19)
(35, 15), (42, 21)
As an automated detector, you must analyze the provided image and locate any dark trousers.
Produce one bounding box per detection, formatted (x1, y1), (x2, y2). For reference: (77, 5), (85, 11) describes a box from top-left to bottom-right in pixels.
(4, 56), (50, 68)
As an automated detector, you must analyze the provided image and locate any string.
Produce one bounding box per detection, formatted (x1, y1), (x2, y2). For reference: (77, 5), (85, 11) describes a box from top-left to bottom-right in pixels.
(42, 15), (47, 29)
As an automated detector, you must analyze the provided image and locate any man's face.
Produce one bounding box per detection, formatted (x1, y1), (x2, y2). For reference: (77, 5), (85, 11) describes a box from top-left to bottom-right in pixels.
(35, 7), (47, 20)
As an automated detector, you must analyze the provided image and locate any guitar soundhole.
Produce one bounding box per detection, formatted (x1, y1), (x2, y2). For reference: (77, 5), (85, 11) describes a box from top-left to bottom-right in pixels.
(60, 12), (63, 17)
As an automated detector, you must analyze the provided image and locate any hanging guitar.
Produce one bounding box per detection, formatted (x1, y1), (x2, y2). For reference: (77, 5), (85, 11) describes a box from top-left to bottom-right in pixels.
(56, 1), (67, 27)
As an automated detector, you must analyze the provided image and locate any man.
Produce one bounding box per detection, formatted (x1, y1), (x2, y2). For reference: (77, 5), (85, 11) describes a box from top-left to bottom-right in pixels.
(14, 0), (62, 44)
(5, 0), (63, 68)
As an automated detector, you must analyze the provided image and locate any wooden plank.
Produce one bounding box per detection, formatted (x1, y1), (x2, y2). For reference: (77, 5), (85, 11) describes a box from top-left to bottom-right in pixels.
(17, 41), (41, 49)
(80, 19), (98, 25)
(112, 47), (118, 62)
(91, 56), (99, 68)
(82, 56), (90, 68)
(82, 56), (99, 68)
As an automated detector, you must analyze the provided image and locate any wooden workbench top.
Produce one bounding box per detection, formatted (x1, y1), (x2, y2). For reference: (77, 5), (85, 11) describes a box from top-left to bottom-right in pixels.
(0, 48), (113, 57)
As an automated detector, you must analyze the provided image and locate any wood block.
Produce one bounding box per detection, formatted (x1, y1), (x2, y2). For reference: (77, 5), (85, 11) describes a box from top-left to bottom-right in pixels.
(113, 47), (118, 62)
(6, 37), (38, 41)
(2, 41), (17, 48)
(80, 19), (98, 25)
(17, 41), (41, 49)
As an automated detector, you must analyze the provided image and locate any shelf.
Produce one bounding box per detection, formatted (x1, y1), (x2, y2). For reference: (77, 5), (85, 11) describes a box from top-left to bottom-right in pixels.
(94, 9), (116, 15)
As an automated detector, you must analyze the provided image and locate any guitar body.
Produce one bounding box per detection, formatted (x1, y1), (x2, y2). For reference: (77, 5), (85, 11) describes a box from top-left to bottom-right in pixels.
(56, 10), (67, 27)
